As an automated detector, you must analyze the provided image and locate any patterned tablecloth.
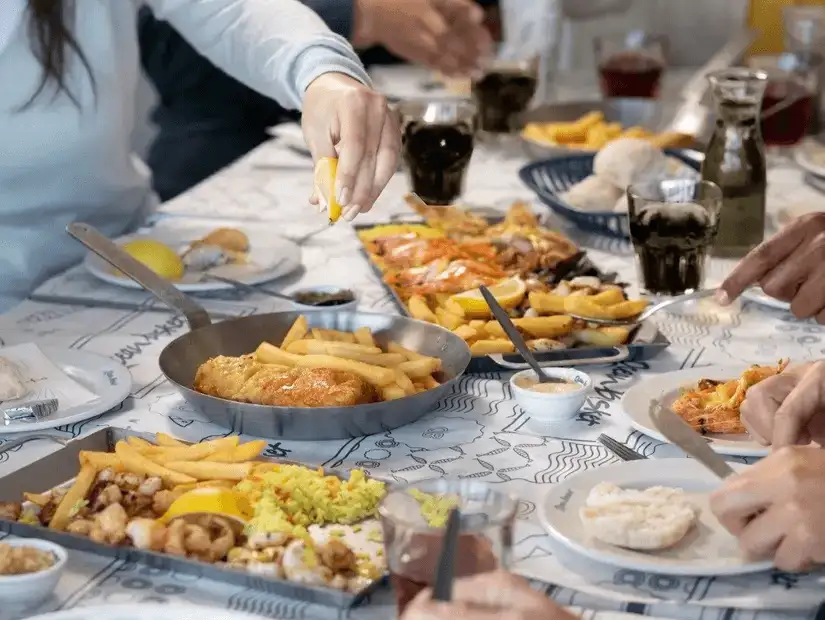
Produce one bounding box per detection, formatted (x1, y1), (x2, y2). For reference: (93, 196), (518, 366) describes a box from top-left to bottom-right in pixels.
(3, 69), (825, 620)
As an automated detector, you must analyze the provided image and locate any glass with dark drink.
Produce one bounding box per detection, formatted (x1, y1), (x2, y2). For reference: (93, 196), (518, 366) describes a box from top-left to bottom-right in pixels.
(378, 479), (516, 615)
(594, 33), (666, 98)
(753, 54), (818, 147)
(398, 100), (476, 205)
(471, 59), (538, 134)
(627, 179), (722, 297)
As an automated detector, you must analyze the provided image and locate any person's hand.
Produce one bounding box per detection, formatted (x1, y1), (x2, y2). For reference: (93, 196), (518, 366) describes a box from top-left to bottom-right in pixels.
(401, 571), (577, 620)
(739, 361), (825, 447)
(352, 0), (492, 77)
(301, 73), (400, 221)
(709, 446), (825, 572)
(717, 212), (825, 322)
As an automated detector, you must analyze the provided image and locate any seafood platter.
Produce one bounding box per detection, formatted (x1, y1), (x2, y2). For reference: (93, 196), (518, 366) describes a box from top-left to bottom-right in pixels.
(356, 198), (669, 372)
(0, 427), (431, 607)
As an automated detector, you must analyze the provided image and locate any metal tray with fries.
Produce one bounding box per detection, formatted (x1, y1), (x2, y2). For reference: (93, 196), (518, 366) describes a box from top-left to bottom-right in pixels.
(0, 427), (388, 608)
(355, 216), (670, 374)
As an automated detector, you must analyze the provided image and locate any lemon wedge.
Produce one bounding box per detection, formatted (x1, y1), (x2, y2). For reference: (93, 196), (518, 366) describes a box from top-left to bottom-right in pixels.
(122, 239), (184, 281)
(161, 487), (251, 531)
(314, 156), (341, 223)
(450, 277), (527, 317)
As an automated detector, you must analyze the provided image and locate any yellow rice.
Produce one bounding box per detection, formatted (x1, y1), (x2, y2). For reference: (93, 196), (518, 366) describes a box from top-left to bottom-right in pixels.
(235, 464), (386, 539)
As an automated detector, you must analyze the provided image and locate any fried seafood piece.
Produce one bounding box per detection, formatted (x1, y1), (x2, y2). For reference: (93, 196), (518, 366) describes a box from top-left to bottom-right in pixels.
(193, 355), (263, 400)
(234, 367), (378, 407)
(0, 502), (21, 521)
(195, 227), (250, 253)
(671, 361), (788, 435)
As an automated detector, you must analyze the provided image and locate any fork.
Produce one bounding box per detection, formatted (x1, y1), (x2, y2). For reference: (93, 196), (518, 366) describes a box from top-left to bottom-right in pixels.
(598, 434), (647, 461)
(0, 434), (71, 456)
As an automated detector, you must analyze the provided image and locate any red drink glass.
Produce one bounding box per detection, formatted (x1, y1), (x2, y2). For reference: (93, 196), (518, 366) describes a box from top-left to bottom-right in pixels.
(595, 33), (666, 98)
(378, 479), (516, 615)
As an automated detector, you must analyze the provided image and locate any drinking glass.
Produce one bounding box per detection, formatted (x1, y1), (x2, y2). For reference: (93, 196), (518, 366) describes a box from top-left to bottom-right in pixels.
(471, 56), (539, 134)
(379, 478), (516, 615)
(594, 31), (667, 98)
(627, 179), (722, 297)
(397, 100), (477, 205)
(750, 53), (817, 147)
(784, 5), (825, 53)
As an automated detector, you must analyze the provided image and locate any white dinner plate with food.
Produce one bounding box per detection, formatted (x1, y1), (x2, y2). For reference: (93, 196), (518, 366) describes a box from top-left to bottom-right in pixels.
(621, 365), (771, 457)
(741, 287), (791, 312)
(84, 224), (301, 293)
(539, 458), (773, 576)
(1, 347), (132, 434)
(27, 604), (263, 620)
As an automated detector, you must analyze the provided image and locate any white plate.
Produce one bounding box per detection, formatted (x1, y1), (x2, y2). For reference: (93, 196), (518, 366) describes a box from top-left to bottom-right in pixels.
(621, 366), (769, 457)
(27, 604), (261, 620)
(795, 138), (825, 178)
(1, 347), (132, 434)
(539, 459), (773, 576)
(84, 225), (301, 293)
(741, 287), (791, 312)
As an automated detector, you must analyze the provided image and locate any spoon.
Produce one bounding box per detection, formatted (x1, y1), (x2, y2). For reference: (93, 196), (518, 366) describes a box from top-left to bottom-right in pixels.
(568, 287), (751, 327)
(202, 274), (355, 308)
(479, 286), (566, 383)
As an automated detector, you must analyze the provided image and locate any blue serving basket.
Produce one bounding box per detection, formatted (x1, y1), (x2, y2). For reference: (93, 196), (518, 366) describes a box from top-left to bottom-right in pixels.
(518, 149), (703, 239)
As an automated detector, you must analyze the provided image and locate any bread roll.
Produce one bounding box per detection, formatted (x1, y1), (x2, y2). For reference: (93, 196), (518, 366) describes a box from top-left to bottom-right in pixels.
(560, 175), (622, 213)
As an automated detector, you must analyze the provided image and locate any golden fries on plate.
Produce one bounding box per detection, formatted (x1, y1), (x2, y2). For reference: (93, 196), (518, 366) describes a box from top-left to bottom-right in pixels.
(522, 111), (694, 152)
(253, 316), (443, 401)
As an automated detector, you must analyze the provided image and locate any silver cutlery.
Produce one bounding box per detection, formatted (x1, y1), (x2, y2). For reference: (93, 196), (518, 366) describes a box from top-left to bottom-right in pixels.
(648, 399), (736, 479)
(598, 434), (646, 461)
(201, 273), (295, 303)
(0, 433), (71, 456)
(479, 286), (566, 383)
(568, 287), (754, 327)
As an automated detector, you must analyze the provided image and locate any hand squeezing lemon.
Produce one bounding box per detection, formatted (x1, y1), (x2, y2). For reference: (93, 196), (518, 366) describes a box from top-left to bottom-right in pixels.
(314, 156), (342, 224)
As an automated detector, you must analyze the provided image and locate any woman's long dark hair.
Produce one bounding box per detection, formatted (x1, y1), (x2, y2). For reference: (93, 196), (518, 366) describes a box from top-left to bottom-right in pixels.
(24, 0), (94, 107)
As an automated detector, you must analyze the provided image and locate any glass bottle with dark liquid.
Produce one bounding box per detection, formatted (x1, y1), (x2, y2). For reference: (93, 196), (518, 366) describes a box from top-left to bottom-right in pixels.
(701, 69), (768, 258)
(402, 121), (474, 205)
(599, 51), (664, 98)
(471, 65), (538, 133)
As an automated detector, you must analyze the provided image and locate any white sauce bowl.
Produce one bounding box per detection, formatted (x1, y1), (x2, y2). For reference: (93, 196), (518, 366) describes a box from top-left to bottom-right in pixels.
(0, 538), (67, 609)
(510, 368), (591, 429)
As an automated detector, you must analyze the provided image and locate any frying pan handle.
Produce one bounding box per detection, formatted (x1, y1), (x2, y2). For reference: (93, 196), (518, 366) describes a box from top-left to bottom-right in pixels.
(66, 222), (212, 330)
(487, 346), (630, 369)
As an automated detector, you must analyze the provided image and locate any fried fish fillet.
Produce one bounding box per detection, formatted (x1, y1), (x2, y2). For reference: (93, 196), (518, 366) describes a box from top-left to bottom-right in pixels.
(671, 360), (788, 435)
(193, 356), (377, 407)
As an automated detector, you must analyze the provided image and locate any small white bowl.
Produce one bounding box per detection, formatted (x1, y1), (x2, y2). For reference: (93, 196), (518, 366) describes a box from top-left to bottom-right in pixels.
(510, 368), (592, 427)
(290, 285), (358, 312)
(0, 538), (67, 609)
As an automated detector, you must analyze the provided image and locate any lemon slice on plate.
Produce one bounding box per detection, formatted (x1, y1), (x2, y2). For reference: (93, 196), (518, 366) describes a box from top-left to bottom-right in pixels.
(450, 277), (527, 317)
(161, 487), (251, 532)
(314, 156), (341, 223)
(122, 239), (184, 281)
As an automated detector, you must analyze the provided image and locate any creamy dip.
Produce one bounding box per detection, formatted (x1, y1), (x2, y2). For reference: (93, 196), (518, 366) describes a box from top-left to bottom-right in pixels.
(514, 375), (581, 394)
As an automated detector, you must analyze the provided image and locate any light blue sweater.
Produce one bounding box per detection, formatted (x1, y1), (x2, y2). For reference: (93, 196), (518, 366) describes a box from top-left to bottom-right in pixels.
(0, 0), (370, 311)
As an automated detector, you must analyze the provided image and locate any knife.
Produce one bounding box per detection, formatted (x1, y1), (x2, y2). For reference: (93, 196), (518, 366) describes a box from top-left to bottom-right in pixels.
(649, 399), (737, 479)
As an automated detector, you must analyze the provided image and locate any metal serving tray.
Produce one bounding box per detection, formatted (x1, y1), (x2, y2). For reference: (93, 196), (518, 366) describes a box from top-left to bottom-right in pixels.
(0, 427), (386, 608)
(356, 224), (670, 373)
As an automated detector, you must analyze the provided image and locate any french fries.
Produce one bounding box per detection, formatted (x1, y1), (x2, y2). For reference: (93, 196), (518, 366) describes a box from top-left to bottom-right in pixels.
(165, 461), (254, 481)
(251, 318), (444, 401)
(155, 433), (187, 447)
(408, 295), (437, 323)
(115, 441), (196, 487)
(522, 112), (694, 151)
(280, 314), (308, 349)
(49, 464), (97, 531)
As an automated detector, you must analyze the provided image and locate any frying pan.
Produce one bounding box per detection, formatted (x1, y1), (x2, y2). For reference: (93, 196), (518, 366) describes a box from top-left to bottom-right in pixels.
(67, 223), (472, 441)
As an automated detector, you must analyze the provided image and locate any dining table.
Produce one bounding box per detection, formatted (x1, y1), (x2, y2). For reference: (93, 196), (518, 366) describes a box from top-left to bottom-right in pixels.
(2, 65), (825, 620)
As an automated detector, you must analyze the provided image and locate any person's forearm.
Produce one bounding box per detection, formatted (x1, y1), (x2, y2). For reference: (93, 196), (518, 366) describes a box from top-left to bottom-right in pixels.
(145, 0), (370, 111)
(560, 0), (632, 20)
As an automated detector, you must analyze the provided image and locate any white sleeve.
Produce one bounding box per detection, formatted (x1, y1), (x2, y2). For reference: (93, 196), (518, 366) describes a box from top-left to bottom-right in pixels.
(143, 0), (372, 111)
